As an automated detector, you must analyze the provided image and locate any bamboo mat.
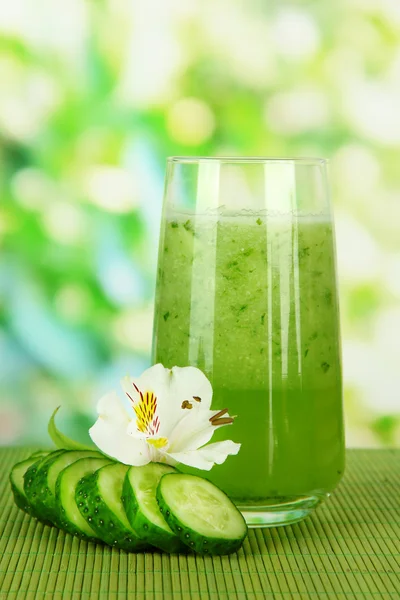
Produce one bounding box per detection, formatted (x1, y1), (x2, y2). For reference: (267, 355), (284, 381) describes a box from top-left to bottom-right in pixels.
(0, 448), (399, 600)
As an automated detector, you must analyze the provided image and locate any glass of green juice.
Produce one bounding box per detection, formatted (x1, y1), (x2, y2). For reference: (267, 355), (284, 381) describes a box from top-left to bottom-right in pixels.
(152, 157), (345, 527)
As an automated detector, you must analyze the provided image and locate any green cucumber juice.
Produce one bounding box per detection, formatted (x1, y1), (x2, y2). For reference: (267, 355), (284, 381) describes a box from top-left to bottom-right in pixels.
(153, 212), (344, 504)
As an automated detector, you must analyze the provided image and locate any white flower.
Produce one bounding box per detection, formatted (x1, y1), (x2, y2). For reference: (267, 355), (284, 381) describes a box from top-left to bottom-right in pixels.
(89, 364), (241, 471)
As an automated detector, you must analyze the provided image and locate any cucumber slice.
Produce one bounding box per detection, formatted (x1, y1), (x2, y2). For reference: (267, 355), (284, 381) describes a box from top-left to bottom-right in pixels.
(156, 474), (248, 555)
(24, 449), (100, 525)
(10, 452), (50, 516)
(55, 456), (112, 541)
(24, 450), (65, 521)
(122, 463), (184, 553)
(75, 463), (148, 552)
(30, 450), (50, 458)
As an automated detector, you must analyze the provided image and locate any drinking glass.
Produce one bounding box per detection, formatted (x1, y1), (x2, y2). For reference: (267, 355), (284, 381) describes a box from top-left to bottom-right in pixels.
(152, 157), (345, 527)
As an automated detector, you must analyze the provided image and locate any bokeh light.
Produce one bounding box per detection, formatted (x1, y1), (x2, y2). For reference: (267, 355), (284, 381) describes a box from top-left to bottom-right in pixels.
(0, 0), (399, 447)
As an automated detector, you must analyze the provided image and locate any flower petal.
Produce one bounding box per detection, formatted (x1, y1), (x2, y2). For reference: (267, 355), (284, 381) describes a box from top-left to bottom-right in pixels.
(163, 440), (241, 471)
(197, 440), (241, 462)
(121, 363), (170, 407)
(168, 405), (234, 452)
(89, 391), (150, 466)
(95, 389), (130, 424)
(169, 365), (213, 408)
(159, 365), (213, 436)
(122, 364), (213, 438)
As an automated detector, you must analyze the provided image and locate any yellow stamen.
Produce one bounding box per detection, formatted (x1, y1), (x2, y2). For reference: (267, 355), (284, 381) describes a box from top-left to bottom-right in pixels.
(147, 437), (169, 449)
(181, 400), (193, 409)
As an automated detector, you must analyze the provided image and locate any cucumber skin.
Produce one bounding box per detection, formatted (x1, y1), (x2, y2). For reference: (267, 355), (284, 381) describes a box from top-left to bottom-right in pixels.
(122, 469), (185, 554)
(156, 483), (247, 556)
(23, 450), (65, 524)
(30, 450), (50, 458)
(9, 457), (40, 516)
(28, 450), (101, 527)
(11, 453), (55, 523)
(55, 457), (112, 542)
(75, 471), (148, 552)
(10, 481), (29, 514)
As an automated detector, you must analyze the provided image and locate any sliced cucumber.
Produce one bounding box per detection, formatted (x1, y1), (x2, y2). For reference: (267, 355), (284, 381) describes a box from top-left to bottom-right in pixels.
(75, 463), (147, 552)
(156, 474), (248, 555)
(30, 450), (50, 458)
(25, 449), (101, 526)
(23, 450), (65, 521)
(123, 463), (184, 553)
(55, 456), (112, 541)
(10, 452), (50, 516)
(29, 450), (50, 458)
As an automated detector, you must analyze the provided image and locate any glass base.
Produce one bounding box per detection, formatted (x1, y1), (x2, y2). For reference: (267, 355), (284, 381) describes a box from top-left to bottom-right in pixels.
(238, 495), (326, 528)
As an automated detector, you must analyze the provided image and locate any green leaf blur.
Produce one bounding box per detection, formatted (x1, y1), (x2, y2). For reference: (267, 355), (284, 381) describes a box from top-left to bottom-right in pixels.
(0, 1), (399, 447)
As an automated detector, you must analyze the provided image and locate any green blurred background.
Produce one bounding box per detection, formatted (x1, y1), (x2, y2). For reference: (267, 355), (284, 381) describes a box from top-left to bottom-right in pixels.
(0, 0), (399, 447)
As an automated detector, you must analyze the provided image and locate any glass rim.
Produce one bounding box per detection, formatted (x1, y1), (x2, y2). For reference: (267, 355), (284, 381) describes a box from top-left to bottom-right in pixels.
(167, 156), (328, 166)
